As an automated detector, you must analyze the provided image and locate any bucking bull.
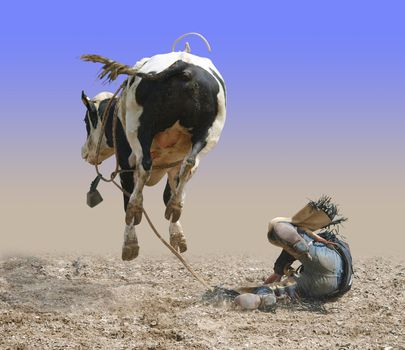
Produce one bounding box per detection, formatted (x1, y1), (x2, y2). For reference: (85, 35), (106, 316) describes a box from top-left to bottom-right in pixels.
(80, 41), (226, 261)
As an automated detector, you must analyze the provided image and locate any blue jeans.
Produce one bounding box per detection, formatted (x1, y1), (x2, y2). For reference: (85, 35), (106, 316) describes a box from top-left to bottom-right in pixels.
(294, 231), (343, 298)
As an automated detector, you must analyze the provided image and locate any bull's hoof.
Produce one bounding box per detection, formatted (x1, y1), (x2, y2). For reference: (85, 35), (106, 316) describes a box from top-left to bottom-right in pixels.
(126, 203), (143, 225)
(165, 201), (183, 223)
(122, 225), (139, 261)
(122, 241), (139, 261)
(170, 232), (188, 253)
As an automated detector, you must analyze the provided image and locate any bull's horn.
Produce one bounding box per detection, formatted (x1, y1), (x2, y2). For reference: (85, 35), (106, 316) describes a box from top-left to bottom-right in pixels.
(81, 90), (97, 116)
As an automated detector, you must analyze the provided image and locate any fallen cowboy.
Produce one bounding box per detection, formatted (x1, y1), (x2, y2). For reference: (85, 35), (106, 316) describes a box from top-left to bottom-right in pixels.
(204, 196), (353, 311)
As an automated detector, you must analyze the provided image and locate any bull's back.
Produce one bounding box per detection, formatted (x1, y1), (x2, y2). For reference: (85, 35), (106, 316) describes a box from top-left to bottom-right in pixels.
(135, 62), (220, 133)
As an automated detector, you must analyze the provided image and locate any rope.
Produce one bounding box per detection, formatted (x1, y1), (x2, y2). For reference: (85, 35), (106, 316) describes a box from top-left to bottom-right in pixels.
(110, 179), (212, 290)
(117, 160), (183, 173)
(171, 32), (212, 53)
(94, 83), (125, 182)
(90, 76), (212, 291)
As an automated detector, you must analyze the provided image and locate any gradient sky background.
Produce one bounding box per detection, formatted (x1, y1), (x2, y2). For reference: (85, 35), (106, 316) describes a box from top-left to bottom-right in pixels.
(0, 1), (404, 259)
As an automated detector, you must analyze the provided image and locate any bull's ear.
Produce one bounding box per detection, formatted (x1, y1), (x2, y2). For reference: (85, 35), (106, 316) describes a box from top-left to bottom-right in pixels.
(81, 90), (97, 116)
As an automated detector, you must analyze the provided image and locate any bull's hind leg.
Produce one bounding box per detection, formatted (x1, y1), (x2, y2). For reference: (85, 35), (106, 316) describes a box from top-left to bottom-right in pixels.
(165, 137), (205, 223)
(163, 177), (187, 253)
(125, 126), (154, 226)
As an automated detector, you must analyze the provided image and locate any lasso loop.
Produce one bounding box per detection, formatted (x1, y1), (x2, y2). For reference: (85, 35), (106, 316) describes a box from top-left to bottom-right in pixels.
(171, 32), (212, 52)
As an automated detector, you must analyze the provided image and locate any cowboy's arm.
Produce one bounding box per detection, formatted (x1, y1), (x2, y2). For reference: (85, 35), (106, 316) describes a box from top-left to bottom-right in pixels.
(265, 249), (296, 284)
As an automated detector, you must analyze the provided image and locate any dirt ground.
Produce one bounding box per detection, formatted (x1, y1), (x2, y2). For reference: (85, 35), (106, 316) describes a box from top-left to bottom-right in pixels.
(0, 254), (403, 350)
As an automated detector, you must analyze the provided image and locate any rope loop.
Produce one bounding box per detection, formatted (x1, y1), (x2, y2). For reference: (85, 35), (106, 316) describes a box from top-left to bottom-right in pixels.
(171, 32), (212, 53)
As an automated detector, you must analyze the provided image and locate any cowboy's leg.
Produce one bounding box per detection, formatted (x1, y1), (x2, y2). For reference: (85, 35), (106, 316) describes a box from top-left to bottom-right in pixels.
(296, 240), (344, 298)
(268, 222), (311, 261)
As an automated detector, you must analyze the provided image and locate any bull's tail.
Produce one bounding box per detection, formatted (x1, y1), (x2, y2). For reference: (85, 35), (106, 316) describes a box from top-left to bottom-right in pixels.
(136, 60), (192, 81)
(81, 54), (137, 82)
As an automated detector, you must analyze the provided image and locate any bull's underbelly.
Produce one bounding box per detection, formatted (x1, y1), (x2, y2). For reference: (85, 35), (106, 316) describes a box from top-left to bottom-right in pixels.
(145, 122), (191, 186)
(151, 122), (191, 165)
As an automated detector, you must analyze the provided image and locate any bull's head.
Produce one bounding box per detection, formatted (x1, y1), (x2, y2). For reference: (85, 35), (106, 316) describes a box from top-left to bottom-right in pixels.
(81, 91), (115, 165)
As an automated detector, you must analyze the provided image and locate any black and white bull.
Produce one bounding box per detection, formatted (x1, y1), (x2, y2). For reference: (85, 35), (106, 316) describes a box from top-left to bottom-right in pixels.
(81, 52), (226, 260)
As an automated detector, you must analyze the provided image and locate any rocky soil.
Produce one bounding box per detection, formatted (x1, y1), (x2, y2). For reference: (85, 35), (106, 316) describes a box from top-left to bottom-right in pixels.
(0, 254), (403, 349)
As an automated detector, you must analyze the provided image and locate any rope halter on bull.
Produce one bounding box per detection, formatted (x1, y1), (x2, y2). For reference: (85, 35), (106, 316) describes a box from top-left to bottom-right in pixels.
(80, 34), (213, 290)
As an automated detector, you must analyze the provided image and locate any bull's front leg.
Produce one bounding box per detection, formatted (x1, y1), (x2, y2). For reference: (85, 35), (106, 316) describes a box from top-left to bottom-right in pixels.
(125, 127), (153, 225)
(165, 139), (205, 223)
(125, 166), (148, 225)
(120, 171), (140, 261)
(122, 223), (139, 261)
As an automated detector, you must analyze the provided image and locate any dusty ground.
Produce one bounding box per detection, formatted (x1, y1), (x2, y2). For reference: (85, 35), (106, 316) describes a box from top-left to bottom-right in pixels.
(0, 254), (403, 350)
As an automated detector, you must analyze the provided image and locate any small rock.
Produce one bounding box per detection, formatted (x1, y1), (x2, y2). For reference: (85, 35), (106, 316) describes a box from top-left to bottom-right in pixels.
(175, 332), (184, 341)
